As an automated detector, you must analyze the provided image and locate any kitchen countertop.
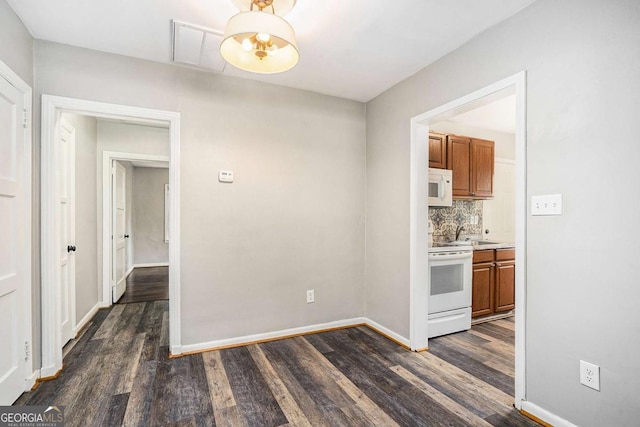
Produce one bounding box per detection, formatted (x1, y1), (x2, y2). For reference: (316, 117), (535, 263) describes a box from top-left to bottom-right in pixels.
(429, 240), (515, 252)
(467, 241), (515, 251)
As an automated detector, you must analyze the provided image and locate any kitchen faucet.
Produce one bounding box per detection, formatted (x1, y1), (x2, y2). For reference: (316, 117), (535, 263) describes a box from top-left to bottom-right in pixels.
(455, 225), (465, 241)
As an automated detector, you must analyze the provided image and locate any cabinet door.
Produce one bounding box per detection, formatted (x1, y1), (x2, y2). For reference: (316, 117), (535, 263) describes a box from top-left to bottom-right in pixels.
(447, 136), (472, 197)
(428, 133), (447, 169)
(495, 260), (515, 312)
(472, 262), (494, 318)
(471, 138), (495, 197)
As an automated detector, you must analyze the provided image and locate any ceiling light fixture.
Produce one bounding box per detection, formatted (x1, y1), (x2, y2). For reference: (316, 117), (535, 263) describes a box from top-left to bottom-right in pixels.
(220, 0), (299, 74)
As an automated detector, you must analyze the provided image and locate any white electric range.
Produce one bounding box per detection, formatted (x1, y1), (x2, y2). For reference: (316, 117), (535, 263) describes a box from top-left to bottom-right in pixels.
(428, 242), (473, 338)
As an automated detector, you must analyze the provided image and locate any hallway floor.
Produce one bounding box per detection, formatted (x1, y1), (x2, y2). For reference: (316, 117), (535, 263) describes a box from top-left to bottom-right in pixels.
(118, 266), (169, 304)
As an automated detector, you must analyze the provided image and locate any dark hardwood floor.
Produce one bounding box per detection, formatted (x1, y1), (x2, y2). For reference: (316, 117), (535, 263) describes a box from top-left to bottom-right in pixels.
(117, 266), (169, 304)
(16, 307), (536, 426)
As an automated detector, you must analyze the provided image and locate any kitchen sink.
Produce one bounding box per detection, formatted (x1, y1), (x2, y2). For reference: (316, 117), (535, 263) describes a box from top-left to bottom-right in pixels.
(449, 241), (473, 246)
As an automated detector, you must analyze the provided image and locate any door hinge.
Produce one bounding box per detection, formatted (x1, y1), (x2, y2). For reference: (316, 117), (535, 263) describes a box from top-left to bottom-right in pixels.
(22, 109), (28, 128)
(25, 341), (31, 361)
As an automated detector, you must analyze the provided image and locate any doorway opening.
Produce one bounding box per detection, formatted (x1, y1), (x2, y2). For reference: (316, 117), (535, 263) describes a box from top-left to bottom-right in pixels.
(104, 155), (170, 305)
(409, 72), (526, 408)
(40, 96), (181, 379)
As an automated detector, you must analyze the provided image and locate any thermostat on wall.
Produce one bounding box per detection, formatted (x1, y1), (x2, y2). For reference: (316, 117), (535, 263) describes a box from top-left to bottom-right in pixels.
(218, 170), (234, 183)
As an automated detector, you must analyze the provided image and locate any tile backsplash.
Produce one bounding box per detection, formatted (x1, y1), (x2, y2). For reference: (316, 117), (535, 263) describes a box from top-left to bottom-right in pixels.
(429, 200), (483, 241)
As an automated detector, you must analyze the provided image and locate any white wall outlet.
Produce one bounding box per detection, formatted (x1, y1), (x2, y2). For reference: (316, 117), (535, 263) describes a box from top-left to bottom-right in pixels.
(218, 170), (233, 183)
(306, 289), (315, 304)
(580, 360), (600, 391)
(531, 194), (562, 216)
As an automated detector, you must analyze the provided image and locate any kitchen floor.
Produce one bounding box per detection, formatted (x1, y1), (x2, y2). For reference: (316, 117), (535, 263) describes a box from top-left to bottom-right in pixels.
(16, 308), (535, 426)
(429, 317), (517, 395)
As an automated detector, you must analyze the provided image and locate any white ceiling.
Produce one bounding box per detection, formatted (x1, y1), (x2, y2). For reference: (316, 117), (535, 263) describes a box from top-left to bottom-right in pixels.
(449, 94), (516, 134)
(8, 0), (536, 102)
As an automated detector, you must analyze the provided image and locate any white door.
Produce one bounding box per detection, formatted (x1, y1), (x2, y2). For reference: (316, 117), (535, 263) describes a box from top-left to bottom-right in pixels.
(58, 118), (76, 345)
(483, 160), (515, 242)
(0, 74), (27, 404)
(112, 162), (127, 302)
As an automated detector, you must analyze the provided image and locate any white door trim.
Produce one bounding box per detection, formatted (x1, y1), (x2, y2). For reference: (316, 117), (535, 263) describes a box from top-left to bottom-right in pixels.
(41, 95), (181, 377)
(101, 152), (169, 306)
(409, 71), (527, 408)
(0, 60), (34, 391)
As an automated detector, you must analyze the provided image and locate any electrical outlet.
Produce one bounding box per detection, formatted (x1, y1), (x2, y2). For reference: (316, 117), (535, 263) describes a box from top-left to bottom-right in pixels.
(306, 289), (315, 304)
(580, 360), (600, 391)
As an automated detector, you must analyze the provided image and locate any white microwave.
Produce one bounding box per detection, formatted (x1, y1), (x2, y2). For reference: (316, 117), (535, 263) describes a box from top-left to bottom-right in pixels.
(428, 168), (453, 207)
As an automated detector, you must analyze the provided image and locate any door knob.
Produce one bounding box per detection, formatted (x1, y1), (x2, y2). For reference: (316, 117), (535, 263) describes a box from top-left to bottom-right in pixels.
(124, 234), (130, 239)
(67, 245), (76, 252)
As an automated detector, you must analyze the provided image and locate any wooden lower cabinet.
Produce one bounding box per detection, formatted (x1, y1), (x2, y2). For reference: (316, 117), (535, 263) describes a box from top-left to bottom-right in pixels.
(495, 260), (515, 312)
(472, 262), (494, 317)
(472, 248), (515, 318)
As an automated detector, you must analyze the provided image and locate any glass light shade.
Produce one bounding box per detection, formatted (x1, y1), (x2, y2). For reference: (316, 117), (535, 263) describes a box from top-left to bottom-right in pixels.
(220, 11), (299, 74)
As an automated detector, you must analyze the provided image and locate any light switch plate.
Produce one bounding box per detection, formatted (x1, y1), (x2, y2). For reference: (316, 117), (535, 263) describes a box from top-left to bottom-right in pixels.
(531, 194), (562, 216)
(218, 170), (233, 183)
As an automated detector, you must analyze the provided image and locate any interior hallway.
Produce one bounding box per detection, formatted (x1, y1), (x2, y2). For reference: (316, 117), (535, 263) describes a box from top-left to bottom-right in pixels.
(16, 305), (533, 426)
(118, 266), (169, 304)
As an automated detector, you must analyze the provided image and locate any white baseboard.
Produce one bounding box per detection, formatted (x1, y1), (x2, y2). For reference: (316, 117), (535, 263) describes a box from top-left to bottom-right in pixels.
(125, 265), (134, 278)
(521, 401), (578, 427)
(73, 302), (100, 336)
(39, 364), (59, 379)
(24, 370), (39, 391)
(174, 316), (411, 357)
(364, 318), (412, 348)
(177, 317), (369, 355)
(131, 262), (169, 269)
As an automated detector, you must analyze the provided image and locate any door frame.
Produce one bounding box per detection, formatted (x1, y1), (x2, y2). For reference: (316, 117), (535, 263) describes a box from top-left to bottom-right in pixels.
(41, 95), (181, 378)
(0, 60), (34, 390)
(409, 71), (527, 408)
(102, 152), (170, 305)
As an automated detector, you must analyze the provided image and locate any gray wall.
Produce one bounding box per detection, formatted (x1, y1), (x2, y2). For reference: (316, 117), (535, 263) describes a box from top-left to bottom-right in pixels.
(61, 113), (99, 324)
(430, 121), (515, 160)
(365, 0), (640, 425)
(132, 167), (169, 265)
(34, 41), (366, 347)
(0, 0), (32, 85)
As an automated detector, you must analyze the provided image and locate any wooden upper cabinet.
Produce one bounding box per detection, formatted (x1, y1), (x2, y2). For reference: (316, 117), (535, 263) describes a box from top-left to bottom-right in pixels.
(447, 136), (472, 196)
(447, 135), (494, 199)
(428, 132), (447, 169)
(471, 138), (495, 198)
